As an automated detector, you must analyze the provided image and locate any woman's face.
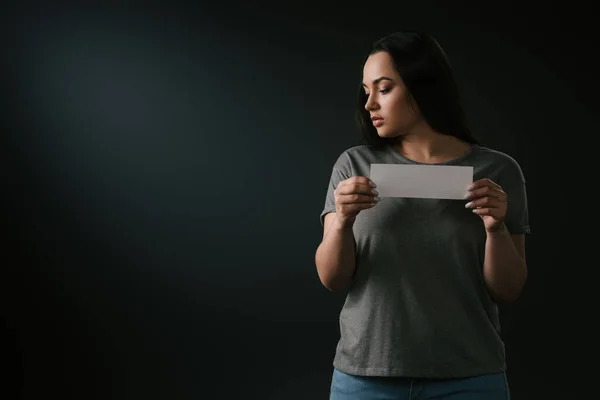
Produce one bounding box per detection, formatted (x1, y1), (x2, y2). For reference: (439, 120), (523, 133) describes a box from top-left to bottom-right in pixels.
(362, 51), (421, 138)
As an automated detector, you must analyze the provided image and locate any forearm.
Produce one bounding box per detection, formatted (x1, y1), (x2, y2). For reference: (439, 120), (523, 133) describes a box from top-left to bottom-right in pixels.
(483, 224), (527, 303)
(315, 217), (357, 292)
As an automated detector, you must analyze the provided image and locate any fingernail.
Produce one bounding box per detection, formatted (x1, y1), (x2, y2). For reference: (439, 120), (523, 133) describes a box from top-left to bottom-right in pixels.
(372, 189), (379, 196)
(465, 202), (472, 208)
(374, 196), (380, 202)
(370, 181), (377, 188)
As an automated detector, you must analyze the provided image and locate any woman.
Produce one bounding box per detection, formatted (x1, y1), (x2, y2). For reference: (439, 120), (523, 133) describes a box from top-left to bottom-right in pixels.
(315, 31), (530, 399)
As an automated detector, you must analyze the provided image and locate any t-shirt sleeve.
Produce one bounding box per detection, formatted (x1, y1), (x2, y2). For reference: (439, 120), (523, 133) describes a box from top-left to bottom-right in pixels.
(499, 156), (531, 234)
(320, 151), (353, 227)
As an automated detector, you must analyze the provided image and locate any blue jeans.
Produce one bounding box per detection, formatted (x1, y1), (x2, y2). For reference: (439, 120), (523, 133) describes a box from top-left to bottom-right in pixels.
(330, 368), (510, 400)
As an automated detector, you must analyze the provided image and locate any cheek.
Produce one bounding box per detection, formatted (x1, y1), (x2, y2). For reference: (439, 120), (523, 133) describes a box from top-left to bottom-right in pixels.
(387, 96), (416, 123)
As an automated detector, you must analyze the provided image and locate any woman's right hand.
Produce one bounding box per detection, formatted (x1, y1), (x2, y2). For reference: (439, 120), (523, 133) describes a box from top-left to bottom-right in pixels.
(334, 176), (379, 226)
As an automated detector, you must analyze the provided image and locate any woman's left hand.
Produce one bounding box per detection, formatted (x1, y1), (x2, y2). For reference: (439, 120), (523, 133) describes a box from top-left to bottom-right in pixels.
(464, 178), (507, 233)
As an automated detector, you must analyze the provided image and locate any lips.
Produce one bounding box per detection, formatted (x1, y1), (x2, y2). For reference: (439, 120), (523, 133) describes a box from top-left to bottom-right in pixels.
(371, 115), (383, 127)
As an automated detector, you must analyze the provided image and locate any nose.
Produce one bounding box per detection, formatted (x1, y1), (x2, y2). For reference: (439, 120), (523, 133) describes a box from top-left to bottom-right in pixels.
(364, 94), (378, 111)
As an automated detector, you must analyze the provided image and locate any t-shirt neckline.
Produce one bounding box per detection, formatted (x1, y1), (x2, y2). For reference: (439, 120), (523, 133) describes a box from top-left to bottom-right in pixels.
(386, 143), (479, 166)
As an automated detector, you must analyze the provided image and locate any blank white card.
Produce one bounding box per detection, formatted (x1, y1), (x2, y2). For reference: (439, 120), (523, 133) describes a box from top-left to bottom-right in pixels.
(369, 164), (473, 200)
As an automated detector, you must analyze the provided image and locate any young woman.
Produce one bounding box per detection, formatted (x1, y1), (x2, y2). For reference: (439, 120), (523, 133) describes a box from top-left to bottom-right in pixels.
(315, 31), (530, 400)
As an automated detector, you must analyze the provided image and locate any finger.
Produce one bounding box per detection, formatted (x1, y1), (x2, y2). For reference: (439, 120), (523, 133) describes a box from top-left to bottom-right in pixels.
(465, 196), (506, 209)
(471, 207), (504, 217)
(465, 186), (507, 202)
(337, 193), (379, 204)
(336, 182), (378, 196)
(467, 178), (501, 191)
(339, 202), (377, 215)
(347, 176), (377, 188)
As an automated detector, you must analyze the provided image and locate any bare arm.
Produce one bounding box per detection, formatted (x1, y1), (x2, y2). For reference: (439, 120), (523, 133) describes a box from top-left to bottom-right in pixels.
(315, 213), (357, 292)
(465, 178), (529, 303)
(315, 176), (378, 292)
(483, 226), (527, 303)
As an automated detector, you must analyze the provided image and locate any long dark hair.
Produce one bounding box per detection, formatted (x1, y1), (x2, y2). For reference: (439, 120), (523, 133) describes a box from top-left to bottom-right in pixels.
(355, 31), (479, 147)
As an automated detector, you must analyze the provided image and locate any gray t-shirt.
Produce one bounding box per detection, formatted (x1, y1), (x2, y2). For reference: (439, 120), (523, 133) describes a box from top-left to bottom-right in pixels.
(320, 143), (530, 379)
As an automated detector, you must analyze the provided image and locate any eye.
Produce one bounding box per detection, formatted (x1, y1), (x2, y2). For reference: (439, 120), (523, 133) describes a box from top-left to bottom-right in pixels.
(364, 88), (390, 97)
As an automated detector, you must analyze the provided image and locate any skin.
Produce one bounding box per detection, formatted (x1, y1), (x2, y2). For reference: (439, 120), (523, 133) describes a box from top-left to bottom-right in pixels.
(362, 51), (471, 163)
(317, 51), (527, 302)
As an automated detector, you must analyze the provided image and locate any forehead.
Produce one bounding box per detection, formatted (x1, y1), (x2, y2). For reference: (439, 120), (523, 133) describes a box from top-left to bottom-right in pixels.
(362, 51), (398, 83)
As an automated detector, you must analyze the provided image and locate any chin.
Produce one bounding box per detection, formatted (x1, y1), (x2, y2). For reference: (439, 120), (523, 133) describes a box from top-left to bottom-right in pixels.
(375, 128), (389, 137)
(377, 128), (402, 139)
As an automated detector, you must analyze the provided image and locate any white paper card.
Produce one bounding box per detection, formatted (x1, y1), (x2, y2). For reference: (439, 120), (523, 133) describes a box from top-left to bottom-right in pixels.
(369, 164), (473, 199)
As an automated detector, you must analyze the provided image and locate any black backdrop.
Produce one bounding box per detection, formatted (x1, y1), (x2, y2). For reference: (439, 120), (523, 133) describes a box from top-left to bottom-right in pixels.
(4, 1), (594, 398)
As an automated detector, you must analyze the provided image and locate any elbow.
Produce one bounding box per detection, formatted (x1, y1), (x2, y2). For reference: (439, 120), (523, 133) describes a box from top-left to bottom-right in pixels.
(315, 262), (351, 293)
(322, 278), (350, 293)
(317, 270), (351, 293)
(315, 248), (351, 293)
(490, 275), (528, 304)
(485, 260), (528, 304)
(492, 289), (522, 304)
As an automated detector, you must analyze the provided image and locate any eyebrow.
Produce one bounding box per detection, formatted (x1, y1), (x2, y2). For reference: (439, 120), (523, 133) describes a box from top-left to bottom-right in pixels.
(362, 76), (393, 87)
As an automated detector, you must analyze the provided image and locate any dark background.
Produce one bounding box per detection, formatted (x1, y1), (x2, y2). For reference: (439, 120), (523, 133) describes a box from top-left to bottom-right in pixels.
(3, 1), (594, 398)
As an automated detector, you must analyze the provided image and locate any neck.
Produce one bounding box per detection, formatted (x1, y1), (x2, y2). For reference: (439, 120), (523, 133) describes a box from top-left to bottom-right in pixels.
(393, 120), (472, 164)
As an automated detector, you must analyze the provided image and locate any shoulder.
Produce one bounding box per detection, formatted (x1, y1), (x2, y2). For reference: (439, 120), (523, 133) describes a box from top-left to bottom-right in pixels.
(474, 146), (521, 166)
(336, 144), (387, 163)
(341, 144), (381, 157)
(473, 146), (526, 184)
(330, 144), (388, 173)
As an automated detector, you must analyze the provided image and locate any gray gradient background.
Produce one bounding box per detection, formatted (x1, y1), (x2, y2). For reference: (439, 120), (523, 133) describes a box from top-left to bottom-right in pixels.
(3, 1), (593, 399)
